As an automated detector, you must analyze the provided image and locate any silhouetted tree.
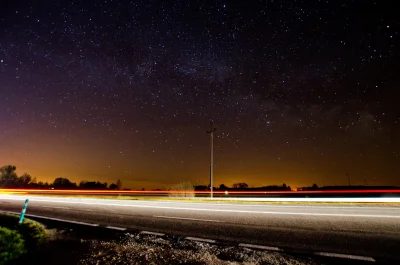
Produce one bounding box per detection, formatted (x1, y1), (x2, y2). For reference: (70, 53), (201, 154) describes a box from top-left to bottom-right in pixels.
(109, 183), (118, 190)
(18, 173), (33, 187)
(99, 181), (108, 189)
(312, 183), (319, 190)
(282, 183), (287, 190)
(79, 180), (87, 188)
(32, 180), (48, 189)
(116, 179), (122, 190)
(232, 183), (249, 189)
(79, 180), (107, 189)
(0, 165), (18, 187)
(52, 177), (77, 189)
(219, 184), (228, 190)
(194, 185), (208, 191)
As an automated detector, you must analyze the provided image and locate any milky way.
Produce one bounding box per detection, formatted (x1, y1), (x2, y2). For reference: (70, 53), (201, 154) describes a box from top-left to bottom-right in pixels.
(0, 0), (399, 188)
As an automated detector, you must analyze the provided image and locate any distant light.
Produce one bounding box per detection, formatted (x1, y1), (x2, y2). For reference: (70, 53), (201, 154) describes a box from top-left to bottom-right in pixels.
(225, 190), (228, 195)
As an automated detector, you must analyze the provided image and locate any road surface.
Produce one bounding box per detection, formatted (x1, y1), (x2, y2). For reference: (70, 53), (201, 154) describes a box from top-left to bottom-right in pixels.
(1, 195), (399, 263)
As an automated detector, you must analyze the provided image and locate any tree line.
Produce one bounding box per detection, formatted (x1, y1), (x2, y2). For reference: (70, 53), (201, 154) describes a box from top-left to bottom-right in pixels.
(195, 182), (292, 191)
(1, 164), (294, 191)
(0, 165), (122, 190)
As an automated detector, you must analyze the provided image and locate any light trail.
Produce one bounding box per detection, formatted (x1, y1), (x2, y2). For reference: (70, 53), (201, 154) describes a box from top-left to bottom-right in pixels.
(2, 194), (400, 204)
(1, 188), (400, 195)
(1, 195), (400, 216)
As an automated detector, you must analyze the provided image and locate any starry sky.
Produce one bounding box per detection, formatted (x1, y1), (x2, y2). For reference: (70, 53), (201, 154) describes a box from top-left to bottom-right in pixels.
(0, 0), (399, 189)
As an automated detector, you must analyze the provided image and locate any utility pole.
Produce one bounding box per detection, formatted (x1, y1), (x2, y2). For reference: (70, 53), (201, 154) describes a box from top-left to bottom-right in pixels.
(207, 122), (216, 199)
(346, 172), (351, 187)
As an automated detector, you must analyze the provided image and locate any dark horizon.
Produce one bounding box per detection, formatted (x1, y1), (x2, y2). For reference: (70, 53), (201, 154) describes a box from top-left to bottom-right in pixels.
(1, 1), (399, 189)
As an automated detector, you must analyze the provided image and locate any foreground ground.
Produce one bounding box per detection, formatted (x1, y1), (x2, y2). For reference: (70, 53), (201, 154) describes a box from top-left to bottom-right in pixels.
(1, 195), (399, 263)
(0, 212), (390, 265)
(17, 226), (369, 265)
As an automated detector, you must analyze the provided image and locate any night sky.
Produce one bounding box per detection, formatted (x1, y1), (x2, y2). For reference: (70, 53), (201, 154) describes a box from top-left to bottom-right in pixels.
(0, 0), (399, 189)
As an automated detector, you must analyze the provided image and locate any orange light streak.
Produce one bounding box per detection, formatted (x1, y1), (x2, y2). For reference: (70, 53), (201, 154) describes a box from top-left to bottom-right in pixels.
(1, 189), (400, 194)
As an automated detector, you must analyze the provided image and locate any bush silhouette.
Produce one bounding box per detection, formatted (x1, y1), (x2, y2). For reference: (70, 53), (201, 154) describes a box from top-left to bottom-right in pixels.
(0, 227), (26, 265)
(0, 214), (46, 250)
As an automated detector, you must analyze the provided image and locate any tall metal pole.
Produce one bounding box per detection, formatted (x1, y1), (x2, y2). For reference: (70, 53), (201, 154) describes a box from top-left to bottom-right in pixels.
(207, 122), (216, 199)
(346, 173), (351, 187)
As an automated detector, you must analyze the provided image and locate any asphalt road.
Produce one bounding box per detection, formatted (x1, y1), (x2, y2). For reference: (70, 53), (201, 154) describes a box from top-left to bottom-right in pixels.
(1, 195), (400, 263)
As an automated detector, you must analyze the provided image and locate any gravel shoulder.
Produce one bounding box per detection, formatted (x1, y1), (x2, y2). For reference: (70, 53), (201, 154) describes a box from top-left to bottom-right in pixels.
(15, 226), (374, 265)
(78, 233), (321, 265)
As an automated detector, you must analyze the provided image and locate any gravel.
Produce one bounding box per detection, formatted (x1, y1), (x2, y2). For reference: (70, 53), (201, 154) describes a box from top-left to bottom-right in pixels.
(78, 233), (321, 265)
